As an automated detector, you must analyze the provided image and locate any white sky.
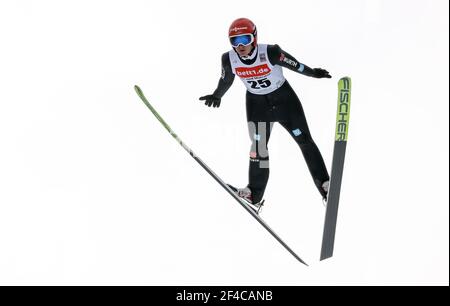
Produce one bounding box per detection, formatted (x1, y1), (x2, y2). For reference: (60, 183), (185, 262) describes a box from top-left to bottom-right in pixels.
(0, 0), (448, 285)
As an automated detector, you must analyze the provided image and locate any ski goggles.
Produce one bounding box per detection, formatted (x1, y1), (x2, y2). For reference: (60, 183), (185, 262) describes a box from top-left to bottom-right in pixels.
(229, 34), (254, 47)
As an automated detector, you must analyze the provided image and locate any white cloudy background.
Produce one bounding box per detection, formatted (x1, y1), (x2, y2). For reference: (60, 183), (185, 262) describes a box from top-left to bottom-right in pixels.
(0, 0), (448, 285)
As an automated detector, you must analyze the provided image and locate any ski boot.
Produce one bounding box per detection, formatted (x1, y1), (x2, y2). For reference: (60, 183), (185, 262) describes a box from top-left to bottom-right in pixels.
(321, 180), (330, 206)
(227, 184), (264, 214)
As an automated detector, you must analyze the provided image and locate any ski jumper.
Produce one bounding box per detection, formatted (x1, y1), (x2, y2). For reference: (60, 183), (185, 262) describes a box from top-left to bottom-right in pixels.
(213, 44), (330, 202)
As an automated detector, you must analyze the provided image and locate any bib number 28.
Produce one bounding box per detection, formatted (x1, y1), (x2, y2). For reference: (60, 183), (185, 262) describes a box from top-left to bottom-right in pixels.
(247, 78), (271, 89)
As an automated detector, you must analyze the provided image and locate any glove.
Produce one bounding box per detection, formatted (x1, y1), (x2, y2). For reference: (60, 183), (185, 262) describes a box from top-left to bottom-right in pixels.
(313, 68), (332, 78)
(199, 94), (221, 108)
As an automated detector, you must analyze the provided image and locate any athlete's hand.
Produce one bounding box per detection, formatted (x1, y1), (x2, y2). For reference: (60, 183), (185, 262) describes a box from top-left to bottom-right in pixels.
(313, 68), (332, 78)
(199, 95), (221, 108)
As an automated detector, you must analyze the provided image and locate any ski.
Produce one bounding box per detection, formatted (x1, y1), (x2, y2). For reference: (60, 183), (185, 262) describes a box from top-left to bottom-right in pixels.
(134, 85), (308, 266)
(320, 77), (352, 260)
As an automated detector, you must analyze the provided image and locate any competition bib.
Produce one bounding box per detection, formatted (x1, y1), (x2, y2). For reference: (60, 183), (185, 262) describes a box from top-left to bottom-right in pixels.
(229, 44), (286, 95)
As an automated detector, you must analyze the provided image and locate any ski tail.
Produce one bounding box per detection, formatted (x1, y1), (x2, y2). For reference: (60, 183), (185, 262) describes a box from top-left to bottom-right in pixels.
(134, 85), (308, 266)
(320, 77), (352, 261)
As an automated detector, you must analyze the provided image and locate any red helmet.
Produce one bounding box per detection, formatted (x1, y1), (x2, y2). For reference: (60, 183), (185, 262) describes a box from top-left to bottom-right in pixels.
(228, 18), (257, 47)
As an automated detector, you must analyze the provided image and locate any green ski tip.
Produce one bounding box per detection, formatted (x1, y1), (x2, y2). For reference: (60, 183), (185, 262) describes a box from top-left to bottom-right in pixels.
(335, 77), (351, 142)
(134, 85), (143, 95)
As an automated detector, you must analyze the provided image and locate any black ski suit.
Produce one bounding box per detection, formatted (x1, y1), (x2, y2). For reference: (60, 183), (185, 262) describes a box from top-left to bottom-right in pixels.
(209, 44), (330, 203)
